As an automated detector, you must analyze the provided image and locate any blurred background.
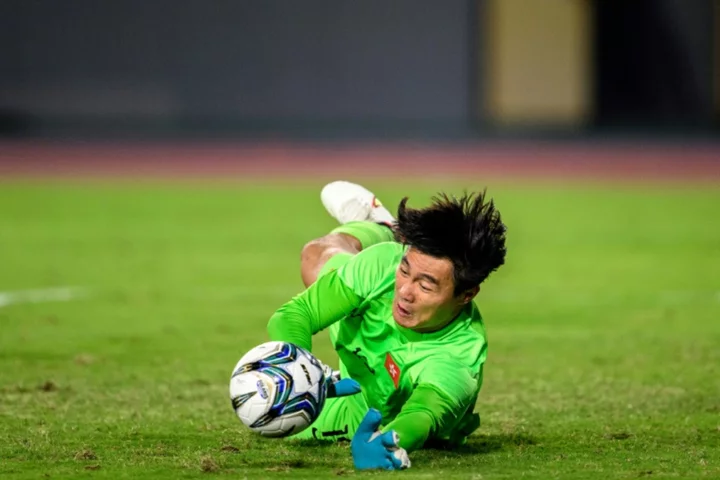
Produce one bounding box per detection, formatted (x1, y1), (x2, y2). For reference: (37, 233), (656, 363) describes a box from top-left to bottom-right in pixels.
(1, 0), (718, 141)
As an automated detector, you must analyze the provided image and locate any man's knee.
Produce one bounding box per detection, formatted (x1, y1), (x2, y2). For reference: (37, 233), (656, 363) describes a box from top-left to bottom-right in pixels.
(301, 237), (337, 287)
(300, 234), (360, 287)
(301, 237), (332, 269)
(301, 234), (359, 265)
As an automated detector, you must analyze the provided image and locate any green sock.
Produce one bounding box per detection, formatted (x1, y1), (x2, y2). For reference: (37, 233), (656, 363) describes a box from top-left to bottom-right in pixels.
(331, 221), (395, 250)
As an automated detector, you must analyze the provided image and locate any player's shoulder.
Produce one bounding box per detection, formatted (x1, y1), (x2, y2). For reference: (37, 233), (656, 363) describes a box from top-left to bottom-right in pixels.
(413, 353), (479, 400)
(444, 301), (486, 344)
(466, 301), (487, 338)
(431, 307), (488, 368)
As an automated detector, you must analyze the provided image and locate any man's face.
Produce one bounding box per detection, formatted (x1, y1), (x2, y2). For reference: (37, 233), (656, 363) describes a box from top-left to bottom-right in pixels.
(392, 247), (474, 332)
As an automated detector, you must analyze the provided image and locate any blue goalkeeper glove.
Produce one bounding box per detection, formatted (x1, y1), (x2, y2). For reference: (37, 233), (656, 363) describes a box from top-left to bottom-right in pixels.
(321, 365), (361, 398)
(351, 409), (411, 470)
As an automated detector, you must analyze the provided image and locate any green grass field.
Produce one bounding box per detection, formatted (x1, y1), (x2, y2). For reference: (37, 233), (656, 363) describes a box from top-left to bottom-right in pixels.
(1, 179), (719, 479)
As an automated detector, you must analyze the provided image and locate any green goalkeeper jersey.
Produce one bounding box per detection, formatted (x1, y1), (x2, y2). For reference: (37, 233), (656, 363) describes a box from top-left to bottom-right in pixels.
(267, 242), (487, 451)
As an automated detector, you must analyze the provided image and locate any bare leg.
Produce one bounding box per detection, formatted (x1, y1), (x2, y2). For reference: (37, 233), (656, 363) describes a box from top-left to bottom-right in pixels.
(300, 233), (362, 288)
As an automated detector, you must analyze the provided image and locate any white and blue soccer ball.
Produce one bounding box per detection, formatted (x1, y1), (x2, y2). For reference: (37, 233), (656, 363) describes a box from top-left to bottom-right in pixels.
(229, 341), (328, 437)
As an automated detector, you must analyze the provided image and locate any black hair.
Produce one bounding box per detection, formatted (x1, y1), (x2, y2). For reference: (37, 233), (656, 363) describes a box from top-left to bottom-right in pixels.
(394, 190), (507, 295)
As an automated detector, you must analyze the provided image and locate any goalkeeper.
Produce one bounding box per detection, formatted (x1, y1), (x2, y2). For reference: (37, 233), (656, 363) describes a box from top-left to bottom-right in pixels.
(267, 181), (507, 470)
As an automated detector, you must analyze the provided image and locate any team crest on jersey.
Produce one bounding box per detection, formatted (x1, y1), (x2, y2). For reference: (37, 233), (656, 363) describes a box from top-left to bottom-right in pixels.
(384, 353), (401, 388)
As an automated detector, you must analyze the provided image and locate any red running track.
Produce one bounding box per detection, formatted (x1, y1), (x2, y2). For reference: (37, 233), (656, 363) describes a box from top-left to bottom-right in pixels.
(1, 140), (719, 183)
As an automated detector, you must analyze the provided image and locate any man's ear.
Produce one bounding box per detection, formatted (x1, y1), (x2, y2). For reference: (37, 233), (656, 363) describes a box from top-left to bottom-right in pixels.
(460, 286), (480, 305)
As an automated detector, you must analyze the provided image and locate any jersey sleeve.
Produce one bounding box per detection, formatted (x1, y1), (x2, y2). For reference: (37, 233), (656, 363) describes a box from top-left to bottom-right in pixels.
(381, 384), (458, 452)
(384, 360), (480, 452)
(416, 359), (479, 410)
(266, 243), (400, 351)
(266, 269), (362, 351)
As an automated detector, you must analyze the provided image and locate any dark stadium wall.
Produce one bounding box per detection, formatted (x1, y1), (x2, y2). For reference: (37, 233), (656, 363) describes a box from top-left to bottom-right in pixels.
(0, 0), (717, 138)
(0, 0), (477, 137)
(593, 0), (716, 128)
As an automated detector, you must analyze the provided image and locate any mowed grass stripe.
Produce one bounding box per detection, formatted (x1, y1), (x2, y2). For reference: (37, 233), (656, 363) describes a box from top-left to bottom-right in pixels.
(0, 181), (718, 479)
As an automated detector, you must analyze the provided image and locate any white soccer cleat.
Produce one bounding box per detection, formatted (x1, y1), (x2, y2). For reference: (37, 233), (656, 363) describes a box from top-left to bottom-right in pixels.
(321, 181), (395, 227)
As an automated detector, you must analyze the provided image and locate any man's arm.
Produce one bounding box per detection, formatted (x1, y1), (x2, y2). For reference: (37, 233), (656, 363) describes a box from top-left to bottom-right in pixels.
(381, 384), (463, 452)
(267, 269), (362, 351)
(382, 363), (480, 452)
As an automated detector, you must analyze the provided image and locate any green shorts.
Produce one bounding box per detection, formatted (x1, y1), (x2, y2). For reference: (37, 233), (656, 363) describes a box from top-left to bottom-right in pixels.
(289, 386), (367, 441)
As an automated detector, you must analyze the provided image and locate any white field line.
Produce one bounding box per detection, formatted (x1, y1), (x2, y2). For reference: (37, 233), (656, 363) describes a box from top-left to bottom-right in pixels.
(1, 285), (714, 309)
(0, 287), (87, 308)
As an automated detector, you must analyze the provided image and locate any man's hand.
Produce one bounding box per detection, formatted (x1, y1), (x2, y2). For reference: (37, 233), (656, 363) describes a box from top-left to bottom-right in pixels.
(321, 364), (361, 398)
(351, 409), (411, 470)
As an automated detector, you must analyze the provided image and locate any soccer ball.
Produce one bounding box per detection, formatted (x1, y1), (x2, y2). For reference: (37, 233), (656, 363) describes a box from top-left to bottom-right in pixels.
(229, 341), (327, 437)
